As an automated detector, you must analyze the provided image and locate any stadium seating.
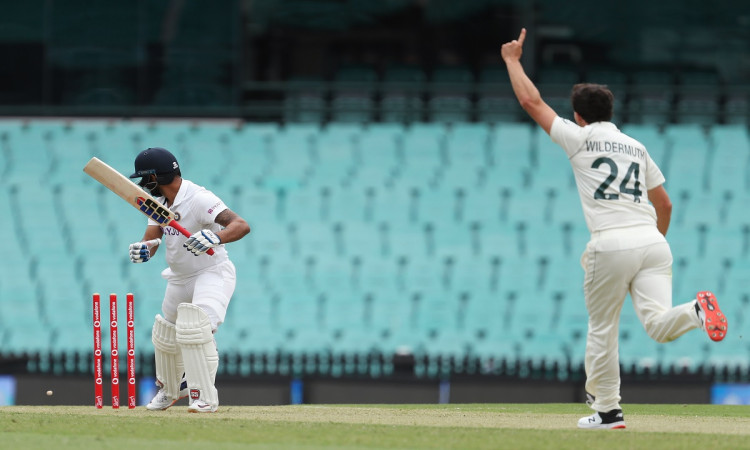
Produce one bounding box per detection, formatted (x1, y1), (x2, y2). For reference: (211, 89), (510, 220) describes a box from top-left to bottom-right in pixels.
(627, 70), (675, 125)
(0, 118), (748, 380)
(429, 65), (474, 123)
(331, 65), (378, 123)
(381, 65), (426, 123)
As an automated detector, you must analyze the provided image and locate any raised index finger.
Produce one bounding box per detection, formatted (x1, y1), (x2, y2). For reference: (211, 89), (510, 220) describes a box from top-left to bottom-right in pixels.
(517, 28), (527, 46)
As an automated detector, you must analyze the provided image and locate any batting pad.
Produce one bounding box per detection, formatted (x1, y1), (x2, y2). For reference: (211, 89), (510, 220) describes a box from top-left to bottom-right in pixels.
(151, 314), (185, 401)
(175, 303), (219, 408)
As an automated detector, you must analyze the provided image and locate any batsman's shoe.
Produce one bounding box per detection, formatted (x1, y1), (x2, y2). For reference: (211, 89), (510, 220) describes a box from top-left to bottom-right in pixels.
(578, 409), (626, 430)
(696, 291), (728, 342)
(187, 399), (218, 413)
(145, 378), (188, 411)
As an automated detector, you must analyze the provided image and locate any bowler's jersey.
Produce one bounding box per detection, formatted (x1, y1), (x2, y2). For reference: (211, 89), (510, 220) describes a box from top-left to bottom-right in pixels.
(147, 179), (230, 279)
(550, 117), (665, 233)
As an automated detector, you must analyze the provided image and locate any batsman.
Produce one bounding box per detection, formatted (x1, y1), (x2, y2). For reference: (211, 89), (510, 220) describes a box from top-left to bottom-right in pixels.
(128, 147), (250, 413)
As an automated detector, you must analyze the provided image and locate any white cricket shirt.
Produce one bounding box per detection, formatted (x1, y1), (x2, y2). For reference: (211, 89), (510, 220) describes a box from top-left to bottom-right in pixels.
(147, 179), (230, 279)
(550, 117), (666, 233)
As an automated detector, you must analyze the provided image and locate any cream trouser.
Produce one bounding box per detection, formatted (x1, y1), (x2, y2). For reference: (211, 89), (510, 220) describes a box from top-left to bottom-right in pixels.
(581, 225), (701, 412)
(160, 260), (237, 331)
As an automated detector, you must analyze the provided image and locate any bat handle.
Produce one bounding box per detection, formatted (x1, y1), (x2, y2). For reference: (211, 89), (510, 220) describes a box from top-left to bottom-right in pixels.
(168, 220), (215, 256)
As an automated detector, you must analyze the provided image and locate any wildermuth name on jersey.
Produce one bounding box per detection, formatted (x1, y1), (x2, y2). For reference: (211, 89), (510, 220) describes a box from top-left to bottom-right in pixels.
(550, 117), (666, 233)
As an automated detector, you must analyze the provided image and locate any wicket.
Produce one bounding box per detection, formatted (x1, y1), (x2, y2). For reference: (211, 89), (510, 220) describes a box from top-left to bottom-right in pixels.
(92, 293), (135, 409)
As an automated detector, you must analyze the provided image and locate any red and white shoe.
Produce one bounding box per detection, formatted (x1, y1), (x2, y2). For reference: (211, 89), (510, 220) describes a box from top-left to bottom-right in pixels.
(577, 409), (626, 430)
(696, 291), (728, 342)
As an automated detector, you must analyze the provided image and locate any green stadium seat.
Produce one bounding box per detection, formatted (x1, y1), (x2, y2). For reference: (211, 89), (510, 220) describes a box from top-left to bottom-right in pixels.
(284, 77), (327, 123)
(535, 66), (578, 120)
(381, 65), (426, 123)
(485, 122), (533, 187)
(443, 123), (491, 176)
(258, 136), (312, 191)
(325, 187), (369, 224)
(331, 65), (378, 123)
(227, 148), (273, 189)
(50, 325), (91, 354)
(543, 254), (584, 294)
(707, 125), (750, 194)
(358, 255), (395, 290)
(337, 221), (381, 260)
(703, 223), (748, 263)
(723, 92), (749, 125)
(517, 329), (570, 371)
(531, 132), (576, 191)
(550, 186), (583, 225)
(352, 123), (404, 187)
(295, 222), (338, 257)
(1, 128), (55, 184)
(309, 123), (362, 187)
(673, 71), (721, 125)
(6, 184), (62, 257)
(470, 315), (516, 368)
(620, 123), (666, 166)
(5, 118), (750, 378)
(476, 65), (521, 123)
(450, 253), (501, 294)
(33, 252), (86, 319)
(619, 332), (663, 374)
(663, 124), (710, 195)
(707, 333), (750, 373)
(283, 187), (322, 224)
(675, 97), (720, 126)
(399, 123), (448, 180)
(154, 83), (230, 107)
(429, 65), (474, 123)
(3, 325), (52, 356)
(627, 70), (676, 124)
(331, 96), (376, 123)
(0, 276), (50, 355)
(658, 331), (706, 374)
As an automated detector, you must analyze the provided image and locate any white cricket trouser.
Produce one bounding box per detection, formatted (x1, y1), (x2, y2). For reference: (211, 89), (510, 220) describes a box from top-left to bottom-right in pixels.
(581, 225), (701, 413)
(160, 260), (237, 331)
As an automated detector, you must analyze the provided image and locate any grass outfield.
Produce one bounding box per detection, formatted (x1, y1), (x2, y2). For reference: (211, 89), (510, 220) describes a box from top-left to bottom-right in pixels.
(2, 403), (749, 449)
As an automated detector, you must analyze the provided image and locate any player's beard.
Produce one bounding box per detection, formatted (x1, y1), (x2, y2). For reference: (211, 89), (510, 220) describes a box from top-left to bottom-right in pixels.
(141, 180), (163, 197)
(149, 184), (163, 197)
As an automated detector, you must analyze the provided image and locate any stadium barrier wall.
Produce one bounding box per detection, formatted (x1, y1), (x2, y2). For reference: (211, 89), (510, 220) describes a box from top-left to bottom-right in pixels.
(11, 374), (711, 406)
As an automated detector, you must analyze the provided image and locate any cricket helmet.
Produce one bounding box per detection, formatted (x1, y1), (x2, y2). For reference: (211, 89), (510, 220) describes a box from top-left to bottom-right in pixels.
(129, 147), (181, 186)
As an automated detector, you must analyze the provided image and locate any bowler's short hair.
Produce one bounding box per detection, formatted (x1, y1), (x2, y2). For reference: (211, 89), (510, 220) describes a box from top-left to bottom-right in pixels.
(571, 83), (614, 123)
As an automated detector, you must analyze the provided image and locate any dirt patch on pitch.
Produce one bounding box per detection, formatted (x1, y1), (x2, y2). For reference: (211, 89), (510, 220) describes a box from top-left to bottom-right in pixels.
(223, 405), (750, 434)
(7, 405), (748, 435)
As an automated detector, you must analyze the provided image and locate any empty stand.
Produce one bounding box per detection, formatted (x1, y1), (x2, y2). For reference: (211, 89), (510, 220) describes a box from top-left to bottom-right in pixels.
(0, 118), (747, 379)
(381, 65), (426, 123)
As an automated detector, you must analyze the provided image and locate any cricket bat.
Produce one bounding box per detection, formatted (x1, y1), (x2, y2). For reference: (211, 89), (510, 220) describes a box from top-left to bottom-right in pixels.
(83, 157), (214, 255)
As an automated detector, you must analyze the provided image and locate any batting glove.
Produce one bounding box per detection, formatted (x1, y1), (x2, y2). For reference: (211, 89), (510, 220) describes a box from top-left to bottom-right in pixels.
(129, 238), (161, 263)
(184, 230), (221, 256)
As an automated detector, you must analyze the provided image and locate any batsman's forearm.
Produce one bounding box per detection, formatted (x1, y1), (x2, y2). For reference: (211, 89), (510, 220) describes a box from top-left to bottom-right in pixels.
(216, 219), (251, 244)
(505, 60), (543, 110)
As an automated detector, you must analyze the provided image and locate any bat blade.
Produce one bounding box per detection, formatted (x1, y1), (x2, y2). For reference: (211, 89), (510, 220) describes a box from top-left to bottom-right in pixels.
(83, 157), (152, 213)
(83, 157), (214, 255)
